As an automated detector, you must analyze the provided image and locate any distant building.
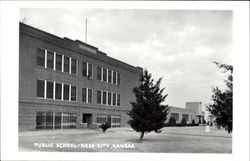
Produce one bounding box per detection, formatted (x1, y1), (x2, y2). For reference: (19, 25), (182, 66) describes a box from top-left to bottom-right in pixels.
(167, 102), (205, 124)
(19, 23), (143, 131)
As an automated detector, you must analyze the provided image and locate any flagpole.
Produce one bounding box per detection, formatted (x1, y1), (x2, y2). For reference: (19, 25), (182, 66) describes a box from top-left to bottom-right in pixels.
(85, 18), (87, 43)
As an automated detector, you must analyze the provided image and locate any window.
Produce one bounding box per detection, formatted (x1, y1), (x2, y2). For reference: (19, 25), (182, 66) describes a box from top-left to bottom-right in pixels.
(113, 71), (117, 85)
(88, 88), (92, 103)
(108, 70), (112, 83)
(71, 86), (77, 101)
(111, 115), (121, 127)
(88, 63), (93, 78)
(182, 114), (189, 122)
(54, 112), (62, 129)
(37, 80), (45, 98)
(55, 83), (62, 100)
(45, 112), (53, 129)
(113, 93), (116, 106)
(64, 56), (70, 73)
(171, 113), (179, 121)
(56, 54), (62, 71)
(46, 81), (53, 99)
(97, 67), (102, 80)
(47, 51), (54, 69)
(36, 112), (76, 129)
(36, 112), (46, 129)
(103, 68), (107, 82)
(108, 92), (112, 105)
(96, 115), (107, 124)
(82, 62), (87, 76)
(117, 94), (120, 106)
(102, 91), (107, 105)
(37, 48), (45, 67)
(71, 59), (77, 74)
(69, 113), (77, 128)
(117, 73), (121, 85)
(82, 88), (87, 102)
(97, 90), (101, 104)
(62, 113), (77, 129)
(63, 84), (69, 100)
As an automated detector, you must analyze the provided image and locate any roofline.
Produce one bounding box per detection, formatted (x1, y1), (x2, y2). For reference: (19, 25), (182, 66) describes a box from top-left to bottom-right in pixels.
(19, 22), (143, 74)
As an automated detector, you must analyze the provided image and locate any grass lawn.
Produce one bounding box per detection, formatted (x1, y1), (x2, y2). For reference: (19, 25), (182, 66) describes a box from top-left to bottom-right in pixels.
(19, 126), (232, 153)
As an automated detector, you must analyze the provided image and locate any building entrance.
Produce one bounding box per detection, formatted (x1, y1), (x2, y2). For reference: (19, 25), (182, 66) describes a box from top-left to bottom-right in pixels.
(82, 113), (92, 128)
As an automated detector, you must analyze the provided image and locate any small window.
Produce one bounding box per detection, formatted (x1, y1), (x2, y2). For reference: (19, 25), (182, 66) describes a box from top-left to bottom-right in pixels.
(171, 113), (179, 121)
(71, 59), (77, 74)
(55, 83), (62, 100)
(63, 84), (69, 100)
(82, 62), (87, 76)
(113, 93), (116, 106)
(103, 68), (107, 82)
(108, 92), (112, 105)
(88, 88), (92, 103)
(97, 67), (102, 80)
(108, 70), (112, 83)
(64, 56), (70, 73)
(97, 90), (101, 104)
(88, 63), (93, 78)
(117, 94), (120, 106)
(47, 51), (54, 69)
(82, 88), (87, 103)
(46, 81), (53, 99)
(56, 54), (62, 71)
(37, 80), (45, 98)
(102, 91), (107, 105)
(117, 73), (121, 85)
(37, 48), (45, 67)
(113, 71), (117, 85)
(71, 86), (77, 101)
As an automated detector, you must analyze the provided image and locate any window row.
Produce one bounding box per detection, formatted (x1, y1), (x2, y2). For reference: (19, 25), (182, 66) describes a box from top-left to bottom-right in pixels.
(97, 90), (121, 106)
(96, 115), (121, 127)
(36, 112), (77, 129)
(97, 67), (121, 85)
(37, 48), (77, 75)
(37, 80), (77, 102)
(170, 113), (190, 122)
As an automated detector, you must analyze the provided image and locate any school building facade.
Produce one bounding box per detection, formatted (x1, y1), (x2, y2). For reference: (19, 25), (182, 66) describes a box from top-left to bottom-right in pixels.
(19, 23), (143, 131)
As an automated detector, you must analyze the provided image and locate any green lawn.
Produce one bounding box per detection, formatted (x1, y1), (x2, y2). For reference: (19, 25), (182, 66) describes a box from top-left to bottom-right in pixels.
(19, 126), (232, 153)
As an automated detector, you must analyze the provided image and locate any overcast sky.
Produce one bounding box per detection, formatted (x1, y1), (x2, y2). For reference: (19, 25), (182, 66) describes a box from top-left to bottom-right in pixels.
(20, 9), (232, 109)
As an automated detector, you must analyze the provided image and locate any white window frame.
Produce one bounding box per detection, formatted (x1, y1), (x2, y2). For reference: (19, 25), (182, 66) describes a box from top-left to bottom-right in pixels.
(69, 57), (72, 74)
(44, 49), (47, 68)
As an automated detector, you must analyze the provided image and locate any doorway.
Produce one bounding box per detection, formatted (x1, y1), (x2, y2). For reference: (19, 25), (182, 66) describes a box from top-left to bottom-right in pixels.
(82, 113), (92, 128)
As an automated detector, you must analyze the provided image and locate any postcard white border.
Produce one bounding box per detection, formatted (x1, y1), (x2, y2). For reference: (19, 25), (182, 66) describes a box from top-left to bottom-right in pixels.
(1, 1), (249, 161)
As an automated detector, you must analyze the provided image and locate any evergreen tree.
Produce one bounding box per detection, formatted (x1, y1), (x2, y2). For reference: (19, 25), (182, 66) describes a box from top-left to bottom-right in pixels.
(127, 70), (169, 142)
(206, 62), (233, 133)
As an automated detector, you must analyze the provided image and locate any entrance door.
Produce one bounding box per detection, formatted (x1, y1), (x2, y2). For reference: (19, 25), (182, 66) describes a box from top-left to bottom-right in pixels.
(82, 114), (92, 128)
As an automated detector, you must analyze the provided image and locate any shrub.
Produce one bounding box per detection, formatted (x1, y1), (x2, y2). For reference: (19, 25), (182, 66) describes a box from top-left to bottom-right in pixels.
(181, 118), (187, 126)
(191, 119), (196, 126)
(99, 122), (111, 133)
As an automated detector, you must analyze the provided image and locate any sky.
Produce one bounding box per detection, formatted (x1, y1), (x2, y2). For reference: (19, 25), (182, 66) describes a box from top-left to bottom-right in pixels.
(20, 9), (232, 109)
